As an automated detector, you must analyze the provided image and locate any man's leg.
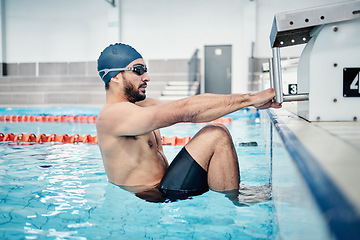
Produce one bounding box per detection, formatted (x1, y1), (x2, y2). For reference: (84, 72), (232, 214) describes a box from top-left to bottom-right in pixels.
(184, 124), (240, 191)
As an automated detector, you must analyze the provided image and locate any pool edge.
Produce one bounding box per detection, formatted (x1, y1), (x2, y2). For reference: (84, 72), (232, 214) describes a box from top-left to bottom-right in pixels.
(267, 108), (360, 240)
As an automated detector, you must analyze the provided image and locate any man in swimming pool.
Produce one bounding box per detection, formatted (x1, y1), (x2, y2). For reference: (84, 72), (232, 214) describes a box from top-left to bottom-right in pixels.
(96, 43), (282, 202)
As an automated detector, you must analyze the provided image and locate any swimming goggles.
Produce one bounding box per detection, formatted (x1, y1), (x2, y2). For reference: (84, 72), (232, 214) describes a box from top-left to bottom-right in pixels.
(99, 64), (148, 80)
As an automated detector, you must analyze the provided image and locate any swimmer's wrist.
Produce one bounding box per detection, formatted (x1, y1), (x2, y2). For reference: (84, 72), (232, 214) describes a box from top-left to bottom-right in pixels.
(234, 93), (252, 108)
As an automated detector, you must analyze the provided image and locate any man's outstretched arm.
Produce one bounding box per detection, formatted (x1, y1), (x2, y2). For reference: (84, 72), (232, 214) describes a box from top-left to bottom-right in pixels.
(98, 88), (281, 136)
(165, 88), (281, 123)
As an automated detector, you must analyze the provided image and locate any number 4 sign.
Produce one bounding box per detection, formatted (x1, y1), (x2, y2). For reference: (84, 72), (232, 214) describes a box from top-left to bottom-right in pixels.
(343, 68), (360, 97)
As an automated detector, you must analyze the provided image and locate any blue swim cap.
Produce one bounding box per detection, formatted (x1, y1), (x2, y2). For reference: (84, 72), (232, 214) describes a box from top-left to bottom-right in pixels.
(97, 43), (143, 84)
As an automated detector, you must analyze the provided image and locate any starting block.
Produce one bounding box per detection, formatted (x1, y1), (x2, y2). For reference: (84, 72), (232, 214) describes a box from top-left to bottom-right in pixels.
(269, 1), (360, 121)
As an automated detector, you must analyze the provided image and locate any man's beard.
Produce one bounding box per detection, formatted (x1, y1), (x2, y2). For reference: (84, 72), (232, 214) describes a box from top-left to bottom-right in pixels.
(123, 79), (146, 103)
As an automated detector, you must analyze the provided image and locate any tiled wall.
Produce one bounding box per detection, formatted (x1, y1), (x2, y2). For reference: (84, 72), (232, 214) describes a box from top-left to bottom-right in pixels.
(0, 59), (193, 105)
(148, 59), (188, 73)
(248, 57), (268, 91)
(1, 60), (190, 77)
(2, 61), (98, 76)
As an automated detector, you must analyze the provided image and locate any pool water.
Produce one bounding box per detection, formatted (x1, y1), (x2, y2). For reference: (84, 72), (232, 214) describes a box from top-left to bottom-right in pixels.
(0, 107), (278, 239)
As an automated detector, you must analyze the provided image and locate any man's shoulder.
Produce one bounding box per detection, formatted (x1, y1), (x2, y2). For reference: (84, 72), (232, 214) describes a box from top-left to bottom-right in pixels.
(97, 102), (137, 123)
(97, 102), (141, 135)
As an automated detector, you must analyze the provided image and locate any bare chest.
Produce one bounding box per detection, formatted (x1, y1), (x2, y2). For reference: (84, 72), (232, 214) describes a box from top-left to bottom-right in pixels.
(124, 131), (157, 149)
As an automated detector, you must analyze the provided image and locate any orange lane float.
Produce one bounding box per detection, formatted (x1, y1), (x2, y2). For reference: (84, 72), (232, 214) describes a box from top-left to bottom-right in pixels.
(161, 136), (191, 146)
(0, 116), (230, 145)
(210, 117), (232, 124)
(0, 115), (232, 125)
(0, 133), (191, 146)
(0, 115), (98, 123)
(0, 133), (98, 144)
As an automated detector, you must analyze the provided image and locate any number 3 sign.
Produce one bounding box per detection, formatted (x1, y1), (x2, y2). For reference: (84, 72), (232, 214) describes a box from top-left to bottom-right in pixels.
(288, 84), (298, 95)
(343, 68), (360, 97)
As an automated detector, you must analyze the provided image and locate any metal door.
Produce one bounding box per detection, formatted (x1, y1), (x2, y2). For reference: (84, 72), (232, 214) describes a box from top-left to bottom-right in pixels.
(204, 45), (232, 94)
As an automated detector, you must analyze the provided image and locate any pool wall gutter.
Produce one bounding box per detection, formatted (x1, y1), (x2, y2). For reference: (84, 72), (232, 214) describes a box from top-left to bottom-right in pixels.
(267, 108), (360, 240)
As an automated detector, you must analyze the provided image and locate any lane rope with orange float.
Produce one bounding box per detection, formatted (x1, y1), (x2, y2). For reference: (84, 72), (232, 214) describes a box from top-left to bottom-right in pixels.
(0, 115), (232, 146)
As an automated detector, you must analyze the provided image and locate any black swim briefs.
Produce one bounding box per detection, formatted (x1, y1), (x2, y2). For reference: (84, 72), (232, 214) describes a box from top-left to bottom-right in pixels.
(134, 147), (209, 202)
(159, 147), (209, 200)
